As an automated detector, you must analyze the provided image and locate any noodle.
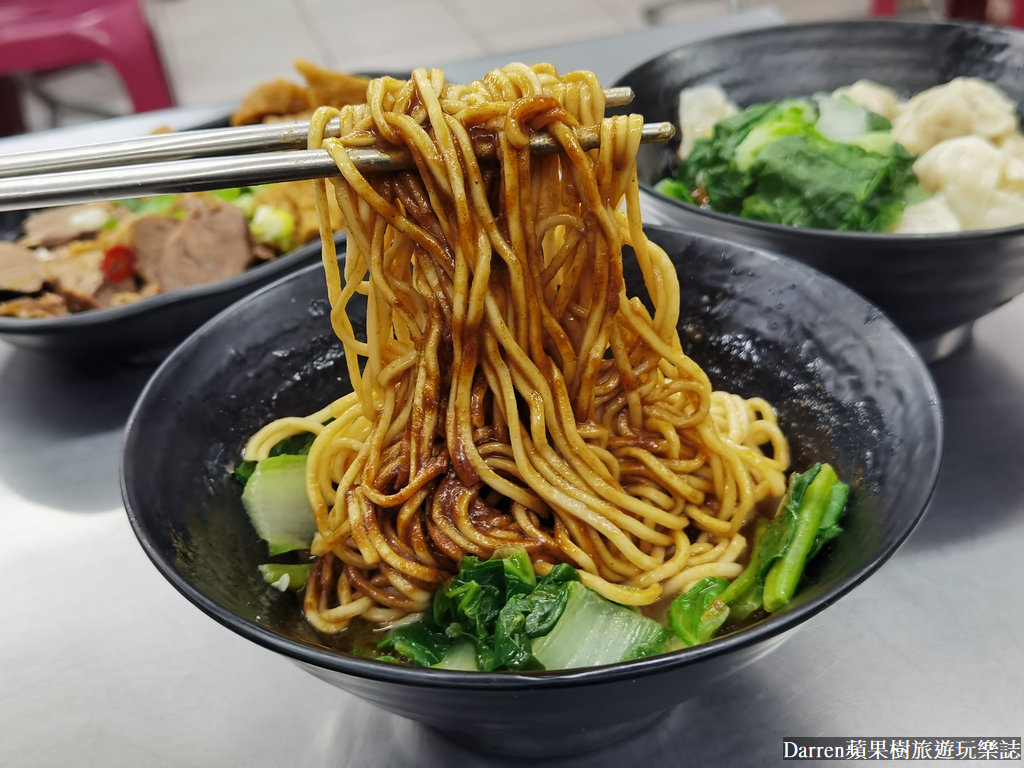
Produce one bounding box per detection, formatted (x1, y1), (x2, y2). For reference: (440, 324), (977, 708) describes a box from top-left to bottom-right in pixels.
(242, 63), (791, 633)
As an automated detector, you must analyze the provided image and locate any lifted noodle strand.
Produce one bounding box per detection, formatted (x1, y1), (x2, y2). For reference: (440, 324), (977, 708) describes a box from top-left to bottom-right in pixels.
(246, 64), (789, 631)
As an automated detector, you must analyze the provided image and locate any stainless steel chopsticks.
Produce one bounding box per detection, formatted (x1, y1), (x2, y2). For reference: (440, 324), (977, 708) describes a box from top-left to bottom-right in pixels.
(0, 117), (675, 212)
(0, 87), (638, 179)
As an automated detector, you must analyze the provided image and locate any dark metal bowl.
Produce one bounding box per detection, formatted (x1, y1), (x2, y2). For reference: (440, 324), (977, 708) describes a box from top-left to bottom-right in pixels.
(614, 19), (1024, 360)
(121, 225), (942, 757)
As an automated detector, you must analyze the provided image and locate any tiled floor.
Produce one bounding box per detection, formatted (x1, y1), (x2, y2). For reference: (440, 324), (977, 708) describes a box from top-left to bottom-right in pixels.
(16, 0), (916, 133)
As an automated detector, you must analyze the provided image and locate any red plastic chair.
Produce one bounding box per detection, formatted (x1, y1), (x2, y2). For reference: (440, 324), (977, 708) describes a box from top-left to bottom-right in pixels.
(871, 0), (1024, 24)
(0, 0), (174, 114)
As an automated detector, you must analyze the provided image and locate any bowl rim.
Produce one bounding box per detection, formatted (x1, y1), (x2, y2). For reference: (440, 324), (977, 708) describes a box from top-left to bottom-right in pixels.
(620, 16), (1024, 242)
(643, 191), (1024, 243)
(0, 233), (334, 337)
(121, 225), (944, 690)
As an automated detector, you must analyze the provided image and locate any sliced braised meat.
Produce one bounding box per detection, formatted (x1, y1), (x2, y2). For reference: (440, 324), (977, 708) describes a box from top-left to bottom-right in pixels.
(156, 203), (254, 292)
(42, 249), (106, 311)
(0, 292), (69, 318)
(2, 194), (269, 317)
(84, 276), (139, 310)
(0, 242), (44, 293)
(19, 203), (125, 248)
(132, 214), (180, 285)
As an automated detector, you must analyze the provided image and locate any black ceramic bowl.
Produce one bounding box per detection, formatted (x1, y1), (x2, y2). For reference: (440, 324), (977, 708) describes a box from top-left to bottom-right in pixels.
(121, 225), (942, 757)
(0, 215), (329, 363)
(615, 19), (1024, 360)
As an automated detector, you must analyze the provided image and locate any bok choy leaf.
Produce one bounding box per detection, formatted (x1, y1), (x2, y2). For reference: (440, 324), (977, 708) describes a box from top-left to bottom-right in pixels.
(668, 463), (849, 647)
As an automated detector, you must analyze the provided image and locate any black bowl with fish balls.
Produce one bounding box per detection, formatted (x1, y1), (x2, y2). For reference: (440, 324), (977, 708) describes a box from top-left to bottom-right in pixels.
(121, 224), (942, 757)
(615, 19), (1024, 361)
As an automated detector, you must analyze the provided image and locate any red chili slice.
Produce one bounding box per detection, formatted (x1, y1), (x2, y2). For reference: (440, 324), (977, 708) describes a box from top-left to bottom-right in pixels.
(102, 245), (137, 282)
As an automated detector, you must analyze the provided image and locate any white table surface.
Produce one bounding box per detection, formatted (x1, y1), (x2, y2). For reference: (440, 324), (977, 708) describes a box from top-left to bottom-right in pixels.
(3, 9), (1023, 767)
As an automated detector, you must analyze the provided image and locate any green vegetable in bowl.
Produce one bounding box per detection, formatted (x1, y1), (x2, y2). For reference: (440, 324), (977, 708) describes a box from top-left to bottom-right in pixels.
(233, 439), (850, 668)
(250, 205), (297, 252)
(115, 194), (181, 217)
(115, 187), (295, 249)
(258, 563), (312, 591)
(240, 454), (316, 556)
(378, 547), (671, 671)
(530, 580), (671, 669)
(659, 95), (917, 232)
(667, 575), (730, 647)
(379, 549), (583, 670)
(668, 463), (849, 647)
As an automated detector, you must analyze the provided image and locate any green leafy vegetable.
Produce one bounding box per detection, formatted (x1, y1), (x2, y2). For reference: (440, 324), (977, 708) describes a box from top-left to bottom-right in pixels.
(268, 431), (317, 458)
(762, 463), (848, 611)
(115, 195), (180, 216)
(498, 544), (538, 599)
(739, 135), (914, 231)
(667, 576), (730, 646)
(667, 463), (849, 647)
(235, 461), (257, 485)
(663, 95), (917, 232)
(432, 641), (480, 670)
(381, 619), (454, 668)
(492, 563), (578, 670)
(237, 428), (328, 592)
(733, 99), (816, 172)
(211, 187), (257, 217)
(433, 555), (506, 640)
(257, 563), (312, 591)
(250, 204), (296, 251)
(530, 581), (671, 669)
(236, 431), (317, 485)
(381, 548), (581, 671)
(654, 177), (695, 203)
(210, 187), (251, 204)
(240, 454), (316, 555)
(381, 549), (668, 671)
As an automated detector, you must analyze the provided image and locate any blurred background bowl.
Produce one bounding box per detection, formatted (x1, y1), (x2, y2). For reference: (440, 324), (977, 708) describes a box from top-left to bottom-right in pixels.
(121, 225), (942, 757)
(0, 223), (330, 364)
(0, 69), (408, 365)
(615, 19), (1024, 361)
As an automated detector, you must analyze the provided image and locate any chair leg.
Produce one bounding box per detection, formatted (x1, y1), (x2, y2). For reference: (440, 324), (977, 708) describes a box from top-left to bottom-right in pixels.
(0, 76), (26, 137)
(948, 0), (988, 19)
(20, 71), (120, 127)
(98, 23), (175, 113)
(1012, 0), (1024, 26)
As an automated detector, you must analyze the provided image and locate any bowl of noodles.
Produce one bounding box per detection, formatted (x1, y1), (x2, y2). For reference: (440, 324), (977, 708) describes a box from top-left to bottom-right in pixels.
(614, 19), (1024, 361)
(121, 65), (942, 757)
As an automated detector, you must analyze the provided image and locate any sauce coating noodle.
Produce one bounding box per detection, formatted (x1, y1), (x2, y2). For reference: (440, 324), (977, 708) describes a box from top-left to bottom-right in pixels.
(243, 64), (790, 632)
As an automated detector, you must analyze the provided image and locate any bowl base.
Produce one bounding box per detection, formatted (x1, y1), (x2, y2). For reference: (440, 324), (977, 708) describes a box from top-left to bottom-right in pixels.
(429, 706), (672, 758)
